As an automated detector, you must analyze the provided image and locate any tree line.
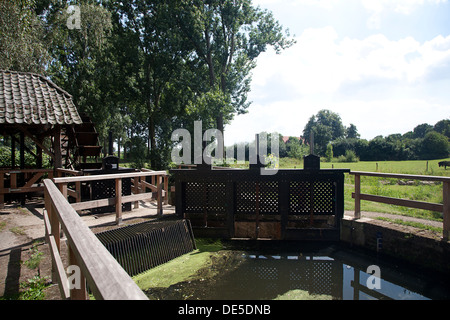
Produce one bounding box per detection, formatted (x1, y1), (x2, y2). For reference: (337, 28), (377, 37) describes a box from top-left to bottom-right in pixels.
(249, 109), (449, 162)
(1, 0), (294, 169)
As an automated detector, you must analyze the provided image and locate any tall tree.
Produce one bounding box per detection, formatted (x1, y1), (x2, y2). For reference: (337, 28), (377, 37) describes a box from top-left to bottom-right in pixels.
(108, 0), (194, 168)
(47, 1), (113, 132)
(0, 0), (50, 73)
(171, 0), (295, 143)
(303, 110), (345, 156)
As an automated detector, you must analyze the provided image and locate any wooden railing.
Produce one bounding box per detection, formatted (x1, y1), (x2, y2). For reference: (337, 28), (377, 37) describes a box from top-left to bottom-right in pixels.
(350, 171), (450, 240)
(53, 170), (169, 224)
(0, 168), (54, 208)
(43, 178), (148, 300)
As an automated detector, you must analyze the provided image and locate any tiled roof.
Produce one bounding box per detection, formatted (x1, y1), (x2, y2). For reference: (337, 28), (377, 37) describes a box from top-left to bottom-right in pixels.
(0, 70), (82, 125)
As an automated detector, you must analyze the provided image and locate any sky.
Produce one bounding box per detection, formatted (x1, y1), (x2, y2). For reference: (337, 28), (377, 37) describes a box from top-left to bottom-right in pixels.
(223, 0), (450, 146)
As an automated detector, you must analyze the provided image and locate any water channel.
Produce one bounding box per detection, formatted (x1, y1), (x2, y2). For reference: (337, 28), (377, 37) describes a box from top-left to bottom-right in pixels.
(144, 242), (450, 300)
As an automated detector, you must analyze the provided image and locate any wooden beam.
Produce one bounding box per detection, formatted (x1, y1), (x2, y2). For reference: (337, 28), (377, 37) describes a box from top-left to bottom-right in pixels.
(0, 172), (4, 209)
(354, 174), (361, 219)
(70, 192), (154, 211)
(54, 125), (62, 169)
(350, 171), (450, 183)
(17, 126), (55, 160)
(115, 178), (122, 224)
(352, 192), (443, 212)
(443, 181), (450, 241)
(48, 234), (70, 300)
(53, 170), (167, 184)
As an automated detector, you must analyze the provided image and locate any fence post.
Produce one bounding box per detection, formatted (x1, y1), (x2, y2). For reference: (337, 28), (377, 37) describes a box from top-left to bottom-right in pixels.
(0, 172), (4, 209)
(443, 181), (450, 241)
(115, 178), (122, 224)
(354, 173), (361, 219)
(58, 183), (68, 200)
(75, 181), (81, 203)
(134, 176), (140, 209)
(157, 175), (163, 216)
(68, 244), (87, 300)
(164, 175), (169, 205)
(45, 186), (60, 283)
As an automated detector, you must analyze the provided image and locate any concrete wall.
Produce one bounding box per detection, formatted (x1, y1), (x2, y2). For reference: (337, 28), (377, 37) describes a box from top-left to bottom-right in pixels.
(341, 216), (450, 274)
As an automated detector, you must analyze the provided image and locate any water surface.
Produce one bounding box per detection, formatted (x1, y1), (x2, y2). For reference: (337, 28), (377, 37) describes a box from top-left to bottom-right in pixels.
(145, 243), (450, 300)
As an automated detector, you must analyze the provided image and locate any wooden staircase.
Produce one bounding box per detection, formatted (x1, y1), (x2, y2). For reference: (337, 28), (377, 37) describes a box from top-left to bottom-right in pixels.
(62, 114), (103, 170)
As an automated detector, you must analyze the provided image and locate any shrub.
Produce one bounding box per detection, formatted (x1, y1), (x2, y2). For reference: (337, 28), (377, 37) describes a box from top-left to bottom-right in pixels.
(337, 150), (359, 163)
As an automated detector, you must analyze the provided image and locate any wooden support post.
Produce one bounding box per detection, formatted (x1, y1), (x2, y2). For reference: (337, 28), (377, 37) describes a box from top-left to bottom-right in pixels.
(11, 134), (15, 168)
(58, 183), (68, 200)
(0, 172), (4, 209)
(157, 175), (163, 216)
(354, 174), (361, 219)
(45, 186), (60, 283)
(68, 244), (87, 300)
(20, 131), (25, 169)
(134, 176), (140, 209)
(54, 125), (62, 171)
(164, 175), (169, 205)
(443, 181), (450, 241)
(10, 172), (17, 190)
(115, 178), (122, 224)
(75, 181), (81, 203)
(175, 179), (183, 218)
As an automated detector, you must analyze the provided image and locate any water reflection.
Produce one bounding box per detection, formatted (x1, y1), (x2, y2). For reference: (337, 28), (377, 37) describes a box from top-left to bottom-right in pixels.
(145, 245), (450, 300)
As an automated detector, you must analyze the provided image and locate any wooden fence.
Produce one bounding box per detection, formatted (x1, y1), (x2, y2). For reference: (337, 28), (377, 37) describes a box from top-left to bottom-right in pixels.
(43, 178), (148, 300)
(350, 171), (450, 240)
(0, 168), (54, 208)
(53, 169), (169, 224)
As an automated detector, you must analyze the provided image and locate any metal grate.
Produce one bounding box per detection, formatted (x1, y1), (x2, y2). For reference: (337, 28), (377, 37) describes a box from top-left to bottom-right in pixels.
(289, 181), (311, 214)
(289, 180), (335, 215)
(95, 219), (196, 276)
(236, 181), (279, 215)
(185, 182), (227, 214)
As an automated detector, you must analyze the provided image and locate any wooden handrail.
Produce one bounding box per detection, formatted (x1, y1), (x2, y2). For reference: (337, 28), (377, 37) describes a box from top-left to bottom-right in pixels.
(43, 179), (148, 300)
(350, 171), (450, 182)
(53, 170), (168, 184)
(53, 170), (169, 223)
(349, 171), (450, 241)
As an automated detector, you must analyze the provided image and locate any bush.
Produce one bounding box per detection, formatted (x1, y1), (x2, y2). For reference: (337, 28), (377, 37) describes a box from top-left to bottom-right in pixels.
(0, 146), (51, 168)
(337, 150), (359, 163)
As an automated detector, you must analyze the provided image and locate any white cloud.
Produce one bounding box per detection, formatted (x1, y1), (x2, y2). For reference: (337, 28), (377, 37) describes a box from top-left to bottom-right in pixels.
(225, 27), (450, 145)
(361, 0), (448, 29)
(253, 27), (450, 98)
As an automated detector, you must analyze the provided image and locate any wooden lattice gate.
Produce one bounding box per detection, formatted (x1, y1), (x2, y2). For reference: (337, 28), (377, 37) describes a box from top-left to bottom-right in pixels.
(171, 167), (349, 241)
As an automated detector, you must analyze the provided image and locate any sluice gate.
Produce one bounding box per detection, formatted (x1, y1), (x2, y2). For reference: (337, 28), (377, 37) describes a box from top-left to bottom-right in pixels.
(170, 154), (349, 241)
(95, 219), (196, 276)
